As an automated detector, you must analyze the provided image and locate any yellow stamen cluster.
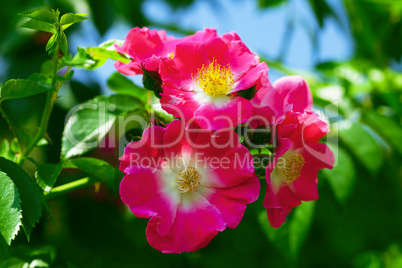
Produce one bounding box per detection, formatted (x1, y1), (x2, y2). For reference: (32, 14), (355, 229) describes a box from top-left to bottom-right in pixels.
(169, 52), (174, 59)
(194, 58), (234, 97)
(277, 152), (305, 184)
(176, 167), (201, 193)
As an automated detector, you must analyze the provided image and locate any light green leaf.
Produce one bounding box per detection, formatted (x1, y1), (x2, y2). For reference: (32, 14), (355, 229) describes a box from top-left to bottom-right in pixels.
(0, 171), (22, 246)
(20, 19), (56, 34)
(107, 72), (148, 103)
(61, 94), (144, 159)
(60, 13), (87, 30)
(46, 33), (59, 54)
(338, 122), (384, 174)
(0, 140), (15, 161)
(0, 158), (45, 241)
(35, 163), (63, 193)
(0, 79), (51, 101)
(60, 31), (68, 55)
(323, 144), (356, 204)
(18, 9), (57, 24)
(88, 47), (131, 64)
(67, 157), (115, 189)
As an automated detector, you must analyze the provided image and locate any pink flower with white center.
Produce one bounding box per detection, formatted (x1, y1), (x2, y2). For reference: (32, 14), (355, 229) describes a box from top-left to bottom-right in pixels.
(114, 27), (217, 75)
(159, 34), (269, 130)
(119, 120), (260, 253)
(263, 111), (334, 228)
(250, 75), (313, 127)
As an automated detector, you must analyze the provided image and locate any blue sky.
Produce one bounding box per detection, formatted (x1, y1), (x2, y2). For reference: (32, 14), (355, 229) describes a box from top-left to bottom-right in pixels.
(70, 0), (354, 92)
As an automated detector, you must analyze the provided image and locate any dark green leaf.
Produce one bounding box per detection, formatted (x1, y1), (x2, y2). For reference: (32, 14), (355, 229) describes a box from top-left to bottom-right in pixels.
(338, 122), (384, 174)
(107, 72), (148, 103)
(60, 31), (68, 55)
(67, 157), (115, 189)
(363, 111), (402, 156)
(20, 19), (56, 34)
(61, 94), (144, 159)
(0, 79), (51, 101)
(18, 9), (57, 24)
(60, 13), (87, 30)
(0, 171), (22, 246)
(142, 68), (163, 98)
(288, 201), (315, 260)
(0, 158), (44, 241)
(323, 144), (356, 204)
(258, 0), (287, 8)
(236, 85), (257, 100)
(258, 201), (315, 262)
(35, 163), (63, 193)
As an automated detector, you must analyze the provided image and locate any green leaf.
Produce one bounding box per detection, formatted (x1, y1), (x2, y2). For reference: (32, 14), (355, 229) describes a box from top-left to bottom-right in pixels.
(0, 79), (51, 101)
(61, 94), (144, 159)
(0, 158), (44, 241)
(20, 19), (56, 34)
(0, 171), (22, 246)
(107, 72), (148, 103)
(0, 140), (15, 161)
(338, 122), (384, 174)
(60, 31), (68, 55)
(236, 85), (257, 100)
(288, 201), (315, 260)
(363, 111), (402, 156)
(1, 91), (48, 153)
(67, 157), (115, 189)
(142, 68), (163, 98)
(18, 9), (58, 24)
(88, 47), (130, 64)
(60, 13), (87, 30)
(258, 201), (315, 262)
(35, 163), (63, 193)
(323, 144), (356, 204)
(258, 0), (287, 8)
(46, 33), (59, 54)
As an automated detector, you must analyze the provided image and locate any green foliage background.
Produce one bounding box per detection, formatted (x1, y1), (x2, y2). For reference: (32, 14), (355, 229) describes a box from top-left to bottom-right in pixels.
(0, 0), (401, 267)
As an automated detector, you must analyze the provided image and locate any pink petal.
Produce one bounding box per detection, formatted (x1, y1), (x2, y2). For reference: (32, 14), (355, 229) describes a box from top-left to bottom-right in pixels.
(194, 97), (254, 130)
(231, 62), (269, 93)
(146, 192), (226, 253)
(203, 174), (260, 228)
(119, 125), (165, 172)
(173, 41), (209, 76)
(120, 166), (179, 235)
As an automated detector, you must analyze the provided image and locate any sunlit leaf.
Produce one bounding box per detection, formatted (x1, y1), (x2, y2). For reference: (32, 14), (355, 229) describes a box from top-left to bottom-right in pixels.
(60, 31), (68, 55)
(18, 9), (57, 24)
(20, 19), (56, 34)
(61, 94), (144, 159)
(60, 13), (87, 30)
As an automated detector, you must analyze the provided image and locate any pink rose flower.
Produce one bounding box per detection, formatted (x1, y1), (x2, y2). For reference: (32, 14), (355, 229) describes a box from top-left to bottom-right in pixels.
(114, 27), (217, 75)
(159, 33), (269, 130)
(119, 120), (260, 253)
(250, 75), (313, 127)
(263, 111), (334, 227)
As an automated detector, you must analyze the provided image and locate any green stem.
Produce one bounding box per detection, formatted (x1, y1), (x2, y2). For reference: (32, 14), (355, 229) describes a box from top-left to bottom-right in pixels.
(17, 42), (61, 166)
(45, 177), (98, 199)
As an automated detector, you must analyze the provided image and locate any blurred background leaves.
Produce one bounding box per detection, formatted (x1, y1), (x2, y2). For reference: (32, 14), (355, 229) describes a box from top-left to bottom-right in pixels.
(0, 0), (401, 267)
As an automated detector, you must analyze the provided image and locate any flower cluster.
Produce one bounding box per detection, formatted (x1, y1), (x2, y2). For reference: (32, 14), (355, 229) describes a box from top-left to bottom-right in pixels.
(116, 27), (334, 253)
